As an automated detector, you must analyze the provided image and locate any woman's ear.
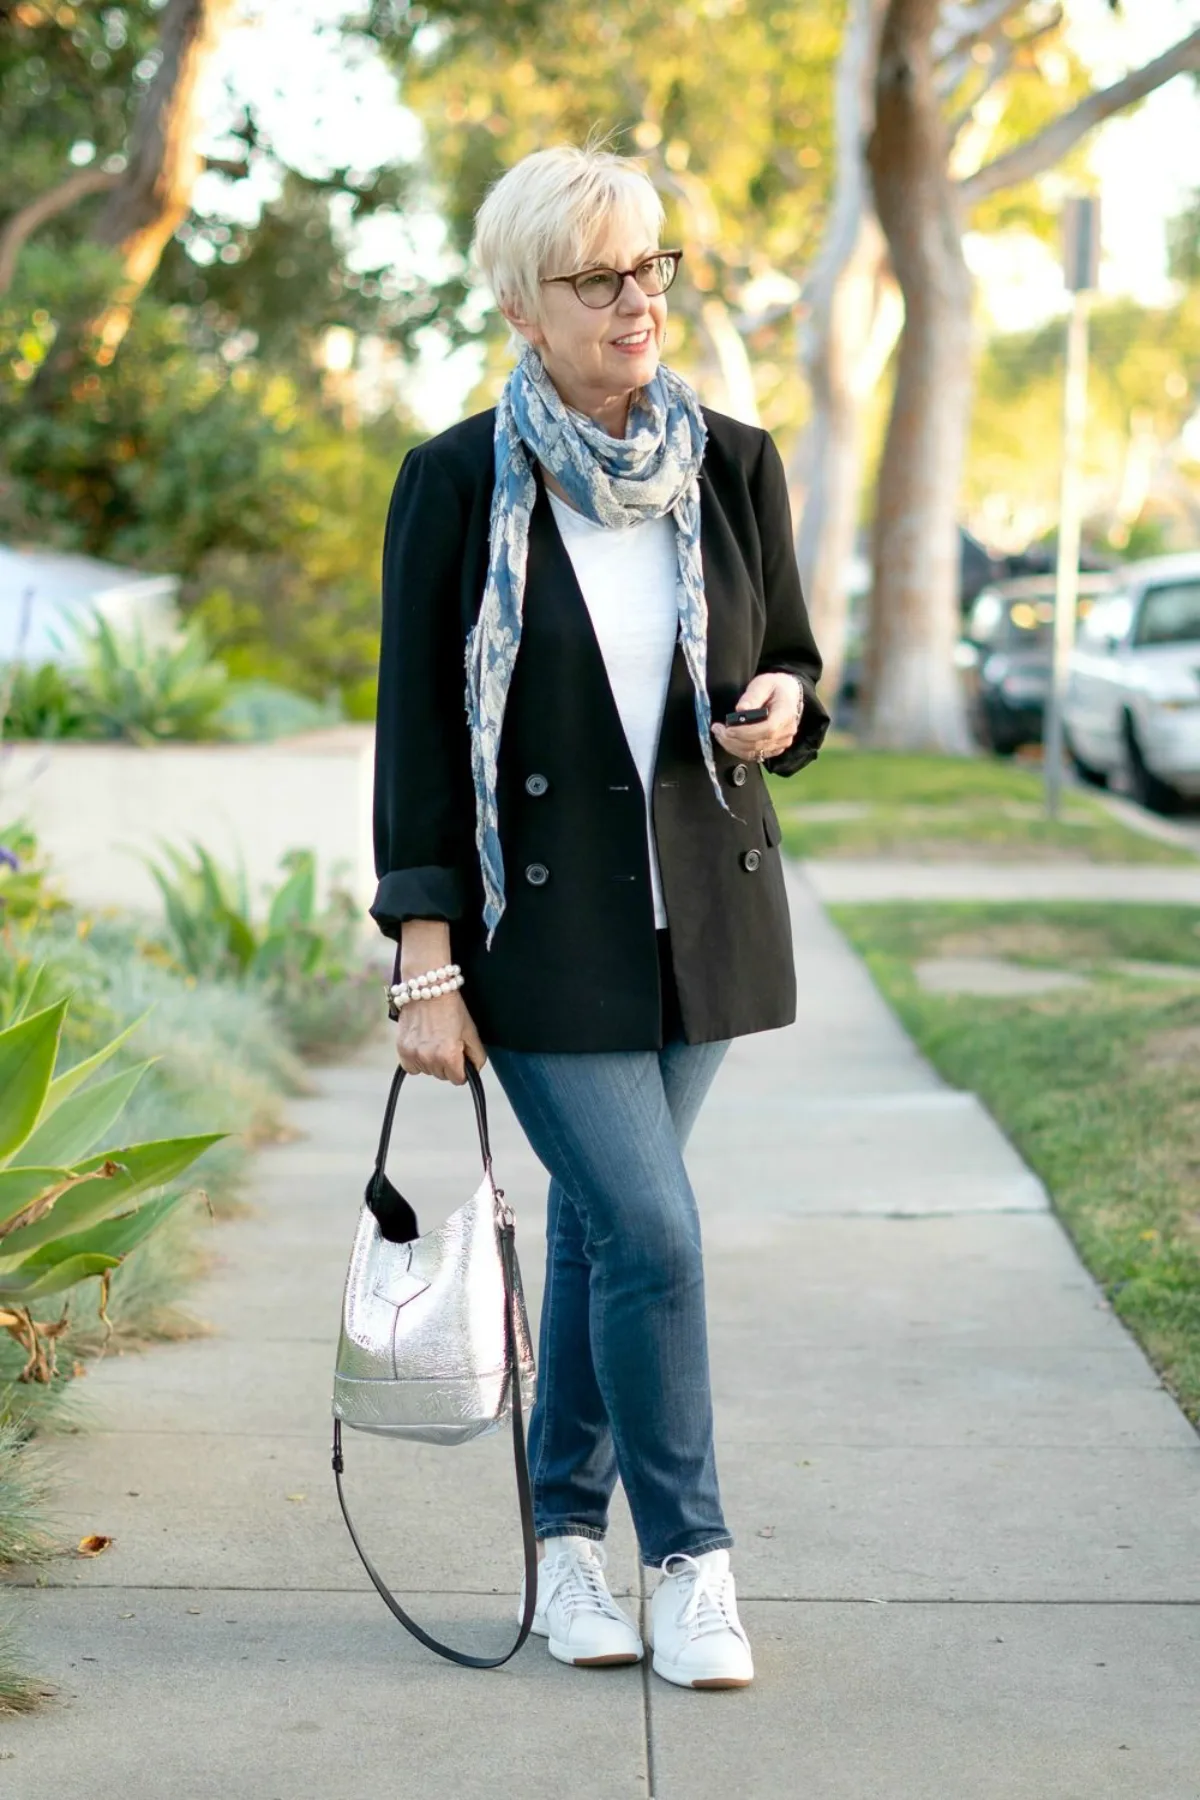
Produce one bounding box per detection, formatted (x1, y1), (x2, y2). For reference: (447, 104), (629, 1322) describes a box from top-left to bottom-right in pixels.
(502, 304), (544, 351)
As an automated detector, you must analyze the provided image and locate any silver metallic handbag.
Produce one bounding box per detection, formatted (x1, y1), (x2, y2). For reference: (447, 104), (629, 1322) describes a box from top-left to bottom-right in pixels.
(331, 1060), (538, 1667)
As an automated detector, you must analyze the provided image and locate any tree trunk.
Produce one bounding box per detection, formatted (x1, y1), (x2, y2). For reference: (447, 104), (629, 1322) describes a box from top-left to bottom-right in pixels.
(861, 0), (973, 751)
(789, 0), (892, 713)
(34, 0), (232, 387)
(697, 295), (761, 426)
(91, 0), (234, 358)
(793, 213), (900, 710)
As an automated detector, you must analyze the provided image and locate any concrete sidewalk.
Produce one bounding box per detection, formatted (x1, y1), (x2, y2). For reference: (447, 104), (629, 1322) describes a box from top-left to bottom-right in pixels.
(7, 867), (1199, 1798)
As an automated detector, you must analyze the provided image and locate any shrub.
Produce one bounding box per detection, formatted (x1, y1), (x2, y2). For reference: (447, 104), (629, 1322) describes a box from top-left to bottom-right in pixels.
(0, 609), (232, 745)
(216, 678), (343, 742)
(0, 661), (87, 741)
(0, 824), (64, 931)
(145, 842), (380, 1058)
(68, 612), (232, 744)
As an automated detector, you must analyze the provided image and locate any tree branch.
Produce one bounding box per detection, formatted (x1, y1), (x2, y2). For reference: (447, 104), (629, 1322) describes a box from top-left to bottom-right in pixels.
(945, 7), (1062, 144)
(201, 154), (251, 180)
(960, 25), (1200, 203)
(0, 166), (121, 296)
(932, 0), (1027, 70)
(943, 35), (1014, 122)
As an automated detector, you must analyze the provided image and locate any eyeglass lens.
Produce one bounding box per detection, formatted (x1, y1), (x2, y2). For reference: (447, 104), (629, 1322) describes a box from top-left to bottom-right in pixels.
(574, 255), (678, 307)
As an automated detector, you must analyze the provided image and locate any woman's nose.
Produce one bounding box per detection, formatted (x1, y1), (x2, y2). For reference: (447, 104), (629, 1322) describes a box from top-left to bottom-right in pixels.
(615, 274), (651, 312)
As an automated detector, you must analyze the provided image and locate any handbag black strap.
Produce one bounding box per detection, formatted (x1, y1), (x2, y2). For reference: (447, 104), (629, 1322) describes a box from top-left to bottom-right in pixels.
(370, 1056), (495, 1199)
(332, 1059), (539, 1669)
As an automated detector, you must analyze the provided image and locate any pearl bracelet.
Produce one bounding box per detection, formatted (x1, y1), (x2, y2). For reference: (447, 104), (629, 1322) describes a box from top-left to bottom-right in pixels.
(387, 963), (464, 1008)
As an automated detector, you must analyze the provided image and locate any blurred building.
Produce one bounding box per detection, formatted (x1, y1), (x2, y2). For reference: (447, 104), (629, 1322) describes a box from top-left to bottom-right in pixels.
(0, 545), (179, 665)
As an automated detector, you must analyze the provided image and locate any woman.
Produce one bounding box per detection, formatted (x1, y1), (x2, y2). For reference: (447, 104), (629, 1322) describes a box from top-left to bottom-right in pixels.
(371, 144), (828, 1691)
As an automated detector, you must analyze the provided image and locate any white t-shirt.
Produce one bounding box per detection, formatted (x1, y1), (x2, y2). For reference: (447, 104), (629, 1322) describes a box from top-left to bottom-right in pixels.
(546, 489), (678, 929)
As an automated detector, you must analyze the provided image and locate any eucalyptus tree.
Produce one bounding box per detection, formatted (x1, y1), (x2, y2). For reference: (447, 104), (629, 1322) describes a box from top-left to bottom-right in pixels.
(861, 0), (1200, 748)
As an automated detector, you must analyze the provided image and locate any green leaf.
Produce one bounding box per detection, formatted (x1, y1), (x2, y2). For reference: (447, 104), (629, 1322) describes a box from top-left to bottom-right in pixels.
(0, 1167), (77, 1234)
(0, 1135), (222, 1264)
(0, 1253), (120, 1304)
(146, 857), (197, 947)
(21, 1191), (185, 1268)
(267, 856), (315, 934)
(0, 999), (68, 1163)
(42, 1012), (149, 1119)
(193, 842), (240, 918)
(8, 962), (58, 1026)
(21, 1062), (154, 1168)
(249, 931), (290, 979)
(219, 904), (258, 972)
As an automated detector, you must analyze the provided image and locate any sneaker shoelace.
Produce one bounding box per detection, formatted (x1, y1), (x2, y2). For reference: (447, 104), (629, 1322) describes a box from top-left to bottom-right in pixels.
(661, 1554), (740, 1639)
(543, 1545), (627, 1622)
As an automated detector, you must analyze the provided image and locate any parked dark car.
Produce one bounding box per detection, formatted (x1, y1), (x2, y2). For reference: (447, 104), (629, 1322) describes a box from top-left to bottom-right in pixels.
(957, 573), (1118, 755)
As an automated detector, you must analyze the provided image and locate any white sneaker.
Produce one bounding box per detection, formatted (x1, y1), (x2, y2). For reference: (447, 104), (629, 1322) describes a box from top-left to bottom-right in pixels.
(517, 1536), (643, 1667)
(650, 1548), (754, 1689)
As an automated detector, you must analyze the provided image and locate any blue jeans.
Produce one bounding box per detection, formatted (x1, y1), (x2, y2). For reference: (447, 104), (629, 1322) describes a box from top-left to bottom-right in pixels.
(487, 1023), (731, 1569)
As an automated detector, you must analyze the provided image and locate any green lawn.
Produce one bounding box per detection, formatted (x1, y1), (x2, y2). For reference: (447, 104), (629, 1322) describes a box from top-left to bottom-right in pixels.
(830, 899), (1200, 1427)
(768, 746), (1196, 864)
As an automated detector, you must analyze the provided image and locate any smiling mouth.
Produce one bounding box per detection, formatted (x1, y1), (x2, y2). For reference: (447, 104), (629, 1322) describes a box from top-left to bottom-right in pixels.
(611, 330), (653, 348)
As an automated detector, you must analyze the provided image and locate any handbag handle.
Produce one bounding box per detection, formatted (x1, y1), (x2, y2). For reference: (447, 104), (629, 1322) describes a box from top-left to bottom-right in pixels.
(370, 1058), (494, 1206)
(333, 1063), (538, 1670)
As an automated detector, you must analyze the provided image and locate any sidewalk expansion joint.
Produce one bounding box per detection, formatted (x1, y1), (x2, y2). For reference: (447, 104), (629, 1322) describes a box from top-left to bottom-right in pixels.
(638, 1561), (657, 1800)
(17, 1584), (1199, 1605)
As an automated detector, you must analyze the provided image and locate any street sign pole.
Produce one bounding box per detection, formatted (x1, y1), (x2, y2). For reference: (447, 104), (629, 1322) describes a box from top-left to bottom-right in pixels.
(1045, 196), (1099, 822)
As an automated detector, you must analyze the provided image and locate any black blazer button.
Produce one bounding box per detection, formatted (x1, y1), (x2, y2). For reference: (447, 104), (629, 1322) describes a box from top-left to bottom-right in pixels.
(740, 848), (762, 873)
(525, 862), (550, 886)
(525, 772), (549, 797)
(731, 762), (748, 787)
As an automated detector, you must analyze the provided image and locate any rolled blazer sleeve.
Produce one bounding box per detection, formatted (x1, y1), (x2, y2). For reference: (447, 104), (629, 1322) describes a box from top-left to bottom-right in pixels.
(749, 428), (831, 778)
(369, 446), (474, 939)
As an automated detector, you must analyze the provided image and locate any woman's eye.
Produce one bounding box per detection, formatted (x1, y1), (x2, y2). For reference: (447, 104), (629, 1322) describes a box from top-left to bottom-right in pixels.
(578, 272), (613, 296)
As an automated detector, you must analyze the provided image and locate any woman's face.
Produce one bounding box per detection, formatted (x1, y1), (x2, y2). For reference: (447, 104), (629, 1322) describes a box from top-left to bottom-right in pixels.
(509, 218), (668, 417)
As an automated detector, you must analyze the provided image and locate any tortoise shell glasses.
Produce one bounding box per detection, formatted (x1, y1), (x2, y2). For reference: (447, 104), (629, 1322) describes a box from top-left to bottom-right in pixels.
(540, 250), (683, 310)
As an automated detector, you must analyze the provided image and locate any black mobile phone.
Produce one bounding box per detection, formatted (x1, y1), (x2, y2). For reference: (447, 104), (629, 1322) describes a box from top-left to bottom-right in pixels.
(724, 704), (769, 727)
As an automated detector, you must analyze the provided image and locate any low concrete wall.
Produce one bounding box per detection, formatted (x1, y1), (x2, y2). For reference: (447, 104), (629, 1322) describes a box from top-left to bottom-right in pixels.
(0, 727), (377, 919)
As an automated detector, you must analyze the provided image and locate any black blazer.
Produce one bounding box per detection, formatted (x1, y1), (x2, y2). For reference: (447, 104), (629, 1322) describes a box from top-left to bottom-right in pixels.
(370, 404), (830, 1052)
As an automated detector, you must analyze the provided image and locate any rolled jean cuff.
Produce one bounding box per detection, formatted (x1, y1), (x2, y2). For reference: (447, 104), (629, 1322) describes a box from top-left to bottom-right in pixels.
(538, 1521), (607, 1546)
(642, 1531), (734, 1571)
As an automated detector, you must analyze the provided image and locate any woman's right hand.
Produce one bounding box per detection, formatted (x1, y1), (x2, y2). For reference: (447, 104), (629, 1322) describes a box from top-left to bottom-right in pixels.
(395, 990), (488, 1085)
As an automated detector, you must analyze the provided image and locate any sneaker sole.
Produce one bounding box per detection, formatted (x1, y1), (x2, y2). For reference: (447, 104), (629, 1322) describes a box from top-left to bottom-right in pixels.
(526, 1612), (643, 1667)
(652, 1652), (753, 1690)
(550, 1642), (643, 1667)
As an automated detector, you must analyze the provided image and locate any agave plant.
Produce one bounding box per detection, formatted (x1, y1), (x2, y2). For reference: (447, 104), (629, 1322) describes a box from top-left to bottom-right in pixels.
(0, 994), (221, 1383)
(0, 661), (88, 742)
(73, 612), (231, 745)
(145, 843), (359, 986)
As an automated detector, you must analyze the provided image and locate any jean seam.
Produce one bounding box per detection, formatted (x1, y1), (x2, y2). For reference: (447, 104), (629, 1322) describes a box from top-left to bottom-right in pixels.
(528, 1184), (559, 1533)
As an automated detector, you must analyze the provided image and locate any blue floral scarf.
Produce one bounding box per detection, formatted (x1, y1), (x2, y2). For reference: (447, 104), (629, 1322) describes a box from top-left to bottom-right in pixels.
(465, 347), (727, 948)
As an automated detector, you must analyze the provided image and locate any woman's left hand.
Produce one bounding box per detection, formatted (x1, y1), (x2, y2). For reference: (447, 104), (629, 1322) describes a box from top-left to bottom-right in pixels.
(711, 671), (803, 765)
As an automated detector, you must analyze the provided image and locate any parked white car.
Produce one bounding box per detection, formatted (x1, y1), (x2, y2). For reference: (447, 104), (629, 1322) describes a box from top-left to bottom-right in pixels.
(1063, 551), (1200, 811)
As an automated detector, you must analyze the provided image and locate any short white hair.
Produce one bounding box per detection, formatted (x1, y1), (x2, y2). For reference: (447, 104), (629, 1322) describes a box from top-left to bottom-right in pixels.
(471, 144), (666, 326)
